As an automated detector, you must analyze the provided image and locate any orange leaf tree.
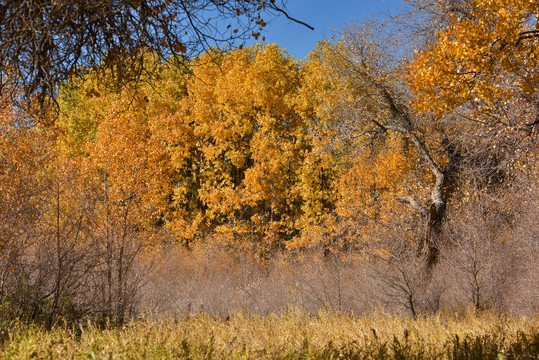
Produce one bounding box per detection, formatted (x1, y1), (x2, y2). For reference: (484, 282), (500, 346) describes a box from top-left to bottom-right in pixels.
(163, 45), (338, 250)
(408, 0), (538, 231)
(410, 0), (539, 116)
(56, 61), (174, 320)
(56, 46), (338, 253)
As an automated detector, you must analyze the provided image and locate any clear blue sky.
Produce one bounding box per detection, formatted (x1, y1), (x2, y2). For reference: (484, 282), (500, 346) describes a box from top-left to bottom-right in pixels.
(246, 0), (403, 59)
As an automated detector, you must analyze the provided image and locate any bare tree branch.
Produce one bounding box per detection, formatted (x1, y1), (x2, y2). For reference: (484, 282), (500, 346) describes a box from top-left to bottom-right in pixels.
(396, 196), (428, 215)
(0, 0), (311, 117)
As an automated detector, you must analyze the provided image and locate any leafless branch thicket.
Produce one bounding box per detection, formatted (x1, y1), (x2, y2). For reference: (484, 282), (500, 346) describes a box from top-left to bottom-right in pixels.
(0, 116), (160, 326)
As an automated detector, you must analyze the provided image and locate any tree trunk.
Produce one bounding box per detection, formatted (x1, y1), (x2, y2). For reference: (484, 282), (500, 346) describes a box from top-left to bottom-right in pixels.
(423, 202), (444, 267)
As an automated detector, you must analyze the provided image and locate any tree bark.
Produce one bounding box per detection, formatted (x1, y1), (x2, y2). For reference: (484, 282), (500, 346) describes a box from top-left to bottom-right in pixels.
(424, 202), (444, 267)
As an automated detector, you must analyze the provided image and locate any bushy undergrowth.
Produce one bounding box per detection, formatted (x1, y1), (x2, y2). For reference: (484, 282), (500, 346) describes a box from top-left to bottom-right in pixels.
(139, 232), (539, 319)
(1, 311), (538, 359)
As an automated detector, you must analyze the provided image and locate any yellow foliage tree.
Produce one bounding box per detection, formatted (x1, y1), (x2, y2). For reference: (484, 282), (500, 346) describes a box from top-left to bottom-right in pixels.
(410, 0), (538, 116)
(56, 60), (175, 320)
(0, 96), (53, 296)
(408, 0), (538, 226)
(56, 46), (339, 252)
(164, 45), (338, 250)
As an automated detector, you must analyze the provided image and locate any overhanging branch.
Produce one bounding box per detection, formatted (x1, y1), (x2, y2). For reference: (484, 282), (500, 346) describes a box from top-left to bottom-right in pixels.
(271, 6), (314, 30)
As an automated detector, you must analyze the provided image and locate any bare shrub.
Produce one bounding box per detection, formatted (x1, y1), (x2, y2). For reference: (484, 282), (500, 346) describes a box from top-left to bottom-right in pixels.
(435, 184), (537, 314)
(138, 243), (383, 317)
(281, 250), (379, 314)
(501, 186), (539, 315)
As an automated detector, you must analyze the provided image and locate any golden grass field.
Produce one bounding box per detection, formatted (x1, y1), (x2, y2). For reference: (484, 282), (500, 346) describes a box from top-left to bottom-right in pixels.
(2, 310), (538, 359)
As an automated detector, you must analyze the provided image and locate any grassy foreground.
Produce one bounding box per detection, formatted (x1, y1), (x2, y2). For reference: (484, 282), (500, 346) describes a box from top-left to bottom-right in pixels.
(2, 311), (538, 359)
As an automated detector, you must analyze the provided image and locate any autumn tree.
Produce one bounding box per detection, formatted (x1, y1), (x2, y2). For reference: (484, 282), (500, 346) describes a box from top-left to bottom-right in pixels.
(55, 44), (341, 253)
(85, 104), (171, 321)
(161, 45), (337, 250)
(409, 0), (538, 114)
(305, 0), (538, 268)
(55, 62), (174, 320)
(0, 90), (97, 325)
(0, 96), (53, 321)
(408, 0), (538, 187)
(29, 151), (101, 327)
(303, 22), (464, 266)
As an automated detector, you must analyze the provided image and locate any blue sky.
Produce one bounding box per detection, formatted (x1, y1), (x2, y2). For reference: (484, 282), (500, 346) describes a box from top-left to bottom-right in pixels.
(246, 0), (404, 59)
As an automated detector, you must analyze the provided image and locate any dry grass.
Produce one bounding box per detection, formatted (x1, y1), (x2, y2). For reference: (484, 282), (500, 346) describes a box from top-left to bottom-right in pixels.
(2, 310), (538, 359)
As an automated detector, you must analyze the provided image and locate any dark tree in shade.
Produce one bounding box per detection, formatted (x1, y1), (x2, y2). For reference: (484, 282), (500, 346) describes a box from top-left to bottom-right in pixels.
(0, 0), (312, 114)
